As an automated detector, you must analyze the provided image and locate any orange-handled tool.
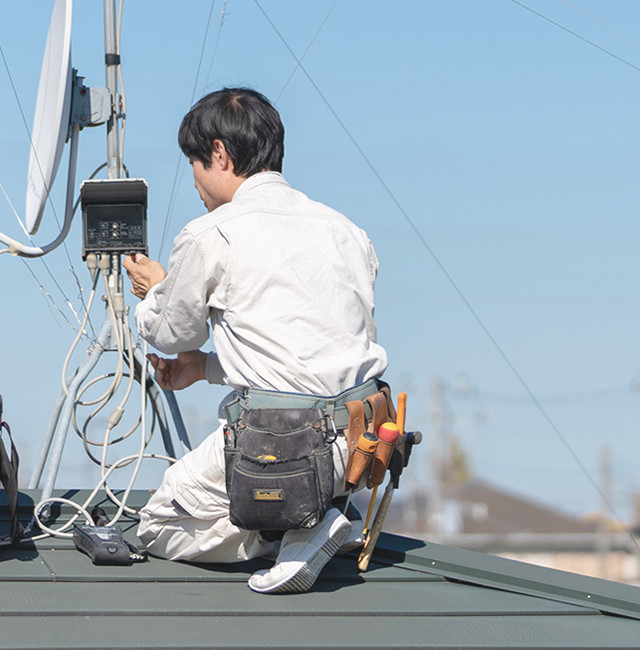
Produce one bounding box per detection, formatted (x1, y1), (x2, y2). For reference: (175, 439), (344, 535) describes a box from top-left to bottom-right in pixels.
(396, 392), (407, 437)
(368, 422), (400, 487)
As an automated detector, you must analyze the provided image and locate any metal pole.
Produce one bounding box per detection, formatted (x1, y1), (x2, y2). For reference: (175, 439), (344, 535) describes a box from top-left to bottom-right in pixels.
(597, 446), (612, 579)
(39, 320), (112, 502)
(29, 386), (67, 488)
(103, 0), (120, 179)
(429, 377), (447, 537)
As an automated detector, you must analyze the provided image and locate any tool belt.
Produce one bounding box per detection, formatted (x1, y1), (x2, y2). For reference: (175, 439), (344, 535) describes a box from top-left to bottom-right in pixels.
(222, 379), (396, 530)
(223, 378), (388, 431)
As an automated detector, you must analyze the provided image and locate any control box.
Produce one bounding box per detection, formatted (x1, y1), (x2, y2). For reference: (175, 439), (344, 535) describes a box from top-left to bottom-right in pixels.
(80, 178), (148, 259)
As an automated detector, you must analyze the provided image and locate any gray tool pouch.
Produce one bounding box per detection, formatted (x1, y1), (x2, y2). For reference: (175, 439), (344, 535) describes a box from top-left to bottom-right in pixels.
(224, 408), (334, 531)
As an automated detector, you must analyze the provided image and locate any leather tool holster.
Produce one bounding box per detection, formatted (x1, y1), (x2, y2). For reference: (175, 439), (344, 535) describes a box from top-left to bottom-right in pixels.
(342, 382), (397, 491)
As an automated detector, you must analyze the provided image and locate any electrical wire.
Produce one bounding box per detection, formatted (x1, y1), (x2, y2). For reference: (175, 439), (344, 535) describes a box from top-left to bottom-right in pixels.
(158, 0), (220, 258)
(558, 0), (640, 50)
(102, 339), (150, 520)
(274, 0), (339, 104)
(510, 0), (640, 75)
(28, 452), (176, 541)
(61, 272), (100, 394)
(203, 0), (229, 92)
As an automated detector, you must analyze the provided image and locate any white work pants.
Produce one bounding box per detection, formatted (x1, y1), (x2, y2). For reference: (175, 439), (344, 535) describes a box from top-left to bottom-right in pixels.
(137, 421), (352, 563)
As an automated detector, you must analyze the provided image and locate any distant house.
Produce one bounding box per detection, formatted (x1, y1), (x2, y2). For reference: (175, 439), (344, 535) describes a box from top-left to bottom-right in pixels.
(383, 478), (640, 585)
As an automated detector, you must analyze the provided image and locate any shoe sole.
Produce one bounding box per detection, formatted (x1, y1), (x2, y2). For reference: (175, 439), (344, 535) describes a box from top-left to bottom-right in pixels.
(252, 518), (351, 594)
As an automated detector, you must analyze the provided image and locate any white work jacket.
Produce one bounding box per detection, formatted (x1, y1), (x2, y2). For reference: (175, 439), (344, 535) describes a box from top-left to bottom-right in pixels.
(135, 172), (388, 396)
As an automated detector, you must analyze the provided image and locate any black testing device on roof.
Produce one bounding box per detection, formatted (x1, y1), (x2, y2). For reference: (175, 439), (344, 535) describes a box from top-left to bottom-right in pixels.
(80, 178), (149, 260)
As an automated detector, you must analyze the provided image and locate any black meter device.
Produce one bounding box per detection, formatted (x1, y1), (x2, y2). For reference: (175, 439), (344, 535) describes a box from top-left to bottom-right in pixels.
(80, 178), (148, 260)
(73, 523), (147, 565)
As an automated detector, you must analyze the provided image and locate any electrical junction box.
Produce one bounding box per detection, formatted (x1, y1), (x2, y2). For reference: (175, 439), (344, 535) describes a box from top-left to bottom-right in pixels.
(80, 178), (148, 259)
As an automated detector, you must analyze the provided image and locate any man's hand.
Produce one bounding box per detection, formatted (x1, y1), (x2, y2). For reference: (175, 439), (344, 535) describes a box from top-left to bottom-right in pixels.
(147, 350), (207, 391)
(123, 253), (168, 299)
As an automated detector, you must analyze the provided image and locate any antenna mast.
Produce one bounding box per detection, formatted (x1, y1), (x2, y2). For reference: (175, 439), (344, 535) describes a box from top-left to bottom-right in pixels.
(103, 0), (121, 180)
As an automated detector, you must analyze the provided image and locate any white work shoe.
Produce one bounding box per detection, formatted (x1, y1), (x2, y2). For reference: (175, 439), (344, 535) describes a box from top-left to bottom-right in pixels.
(248, 507), (351, 594)
(338, 516), (365, 553)
(337, 502), (365, 553)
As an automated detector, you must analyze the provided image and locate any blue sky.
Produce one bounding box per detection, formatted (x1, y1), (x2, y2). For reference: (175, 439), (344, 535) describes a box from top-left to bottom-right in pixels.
(2, 0), (640, 523)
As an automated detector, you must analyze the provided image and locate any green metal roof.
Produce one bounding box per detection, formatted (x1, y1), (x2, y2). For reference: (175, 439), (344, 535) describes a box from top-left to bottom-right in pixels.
(2, 489), (640, 648)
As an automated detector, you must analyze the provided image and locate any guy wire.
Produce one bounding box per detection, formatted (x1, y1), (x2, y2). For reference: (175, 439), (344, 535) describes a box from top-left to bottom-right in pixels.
(159, 0), (219, 258)
(511, 0), (640, 75)
(272, 0), (340, 105)
(558, 0), (640, 50)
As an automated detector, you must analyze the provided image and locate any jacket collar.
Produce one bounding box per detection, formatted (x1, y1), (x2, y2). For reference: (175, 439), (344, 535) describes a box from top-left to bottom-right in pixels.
(232, 171), (288, 201)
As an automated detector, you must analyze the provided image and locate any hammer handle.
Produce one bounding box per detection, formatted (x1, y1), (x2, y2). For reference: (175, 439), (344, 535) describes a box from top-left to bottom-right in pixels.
(357, 480), (394, 571)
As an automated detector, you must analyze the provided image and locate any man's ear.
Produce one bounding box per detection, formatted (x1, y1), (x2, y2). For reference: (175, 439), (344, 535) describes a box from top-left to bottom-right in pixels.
(211, 139), (233, 171)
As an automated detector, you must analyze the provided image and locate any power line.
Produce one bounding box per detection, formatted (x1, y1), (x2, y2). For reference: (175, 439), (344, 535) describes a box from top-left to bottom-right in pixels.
(273, 0), (339, 105)
(159, 0), (219, 258)
(558, 0), (640, 51)
(511, 0), (640, 75)
(204, 0), (230, 92)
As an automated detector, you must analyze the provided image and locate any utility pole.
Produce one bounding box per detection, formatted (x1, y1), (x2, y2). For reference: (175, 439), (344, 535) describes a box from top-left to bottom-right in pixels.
(429, 377), (448, 536)
(597, 446), (612, 579)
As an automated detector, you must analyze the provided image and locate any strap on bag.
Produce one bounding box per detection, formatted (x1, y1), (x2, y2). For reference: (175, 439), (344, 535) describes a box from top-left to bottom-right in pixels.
(364, 392), (389, 435)
(343, 400), (365, 490)
(0, 395), (24, 545)
(343, 382), (398, 491)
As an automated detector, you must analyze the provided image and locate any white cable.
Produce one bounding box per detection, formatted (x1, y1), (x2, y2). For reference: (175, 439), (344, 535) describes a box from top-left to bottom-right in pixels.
(32, 498), (94, 539)
(26, 452), (176, 541)
(72, 372), (153, 450)
(61, 273), (100, 394)
(73, 271), (125, 410)
(103, 339), (150, 522)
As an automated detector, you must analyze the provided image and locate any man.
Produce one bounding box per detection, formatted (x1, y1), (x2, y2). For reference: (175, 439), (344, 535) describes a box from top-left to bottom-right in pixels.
(124, 88), (388, 594)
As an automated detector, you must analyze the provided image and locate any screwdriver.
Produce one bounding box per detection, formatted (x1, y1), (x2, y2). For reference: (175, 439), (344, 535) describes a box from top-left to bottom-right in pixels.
(346, 431), (378, 488)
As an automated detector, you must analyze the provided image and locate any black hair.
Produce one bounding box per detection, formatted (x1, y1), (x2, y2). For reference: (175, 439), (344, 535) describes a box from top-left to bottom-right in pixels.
(178, 88), (284, 176)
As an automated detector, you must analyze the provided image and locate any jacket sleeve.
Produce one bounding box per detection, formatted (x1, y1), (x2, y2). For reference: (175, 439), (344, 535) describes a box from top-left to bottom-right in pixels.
(134, 227), (214, 355)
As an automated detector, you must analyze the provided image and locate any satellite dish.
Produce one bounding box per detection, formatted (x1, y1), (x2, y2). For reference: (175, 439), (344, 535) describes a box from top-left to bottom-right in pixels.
(25, 0), (73, 235)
